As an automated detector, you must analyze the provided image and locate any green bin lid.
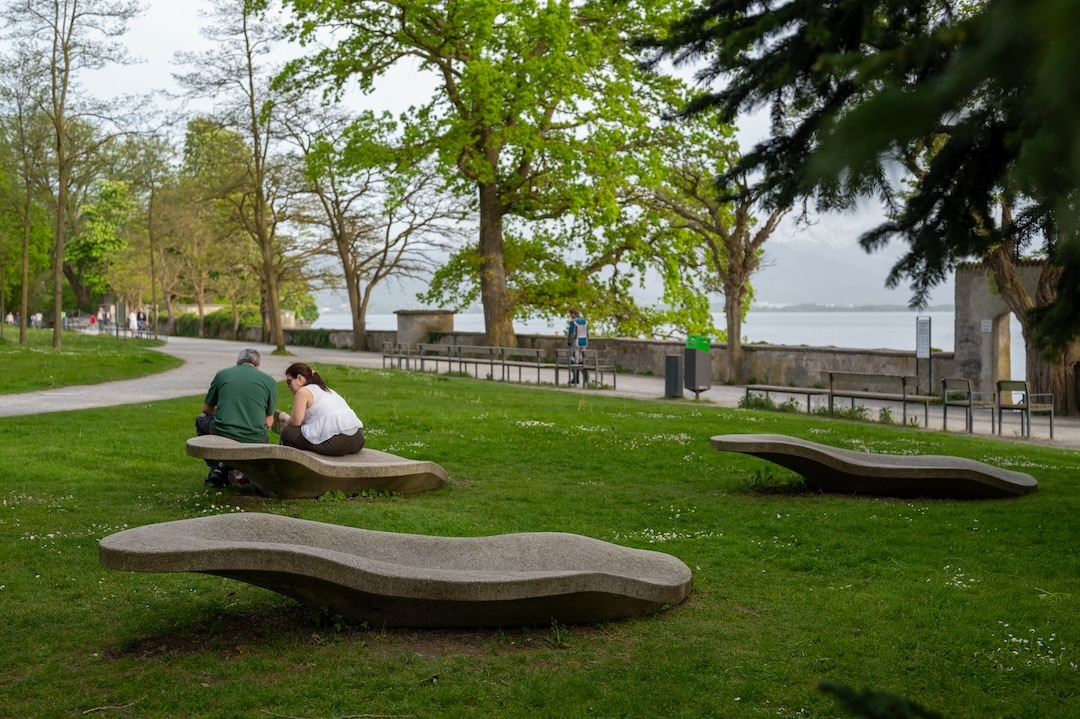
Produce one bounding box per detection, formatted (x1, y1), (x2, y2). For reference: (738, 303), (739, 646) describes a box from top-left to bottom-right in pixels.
(686, 335), (711, 351)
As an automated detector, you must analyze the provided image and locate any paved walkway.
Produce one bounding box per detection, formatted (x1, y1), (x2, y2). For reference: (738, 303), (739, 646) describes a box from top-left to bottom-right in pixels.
(5, 335), (1077, 449)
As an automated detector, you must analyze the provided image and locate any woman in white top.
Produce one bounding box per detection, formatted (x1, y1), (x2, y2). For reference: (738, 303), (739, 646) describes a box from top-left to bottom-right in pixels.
(276, 362), (365, 455)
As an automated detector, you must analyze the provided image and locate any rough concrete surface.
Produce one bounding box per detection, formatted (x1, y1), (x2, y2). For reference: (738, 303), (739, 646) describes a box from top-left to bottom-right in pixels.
(99, 513), (693, 627)
(711, 433), (1038, 499)
(186, 434), (449, 498)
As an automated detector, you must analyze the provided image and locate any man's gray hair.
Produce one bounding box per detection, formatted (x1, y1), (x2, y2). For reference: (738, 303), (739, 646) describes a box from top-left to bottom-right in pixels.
(236, 348), (261, 367)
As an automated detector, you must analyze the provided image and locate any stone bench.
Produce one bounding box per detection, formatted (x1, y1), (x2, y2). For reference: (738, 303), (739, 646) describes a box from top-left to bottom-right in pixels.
(98, 513), (693, 628)
(711, 433), (1037, 499)
(186, 435), (449, 499)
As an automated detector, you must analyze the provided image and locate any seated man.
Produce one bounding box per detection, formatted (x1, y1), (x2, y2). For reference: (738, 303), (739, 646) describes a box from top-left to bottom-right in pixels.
(195, 348), (277, 488)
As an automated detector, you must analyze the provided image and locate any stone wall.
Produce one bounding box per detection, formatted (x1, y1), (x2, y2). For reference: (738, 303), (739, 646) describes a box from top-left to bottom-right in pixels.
(297, 327), (954, 394)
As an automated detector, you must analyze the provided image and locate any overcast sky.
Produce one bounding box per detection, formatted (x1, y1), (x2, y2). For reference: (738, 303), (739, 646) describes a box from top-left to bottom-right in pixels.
(81, 0), (950, 307)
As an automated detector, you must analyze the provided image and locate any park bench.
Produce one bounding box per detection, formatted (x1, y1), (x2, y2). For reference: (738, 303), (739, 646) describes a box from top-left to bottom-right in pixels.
(456, 344), (500, 379)
(415, 343), (456, 373)
(941, 377), (996, 433)
(412, 343), (547, 385)
(99, 513), (692, 628)
(381, 341), (411, 370)
(825, 371), (935, 427)
(499, 346), (545, 383)
(554, 348), (617, 388)
(185, 435), (449, 499)
(996, 380), (1054, 439)
(711, 433), (1038, 499)
(743, 384), (830, 414)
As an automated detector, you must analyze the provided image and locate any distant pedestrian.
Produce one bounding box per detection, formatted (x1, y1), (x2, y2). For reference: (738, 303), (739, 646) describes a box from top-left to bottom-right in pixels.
(565, 307), (589, 385)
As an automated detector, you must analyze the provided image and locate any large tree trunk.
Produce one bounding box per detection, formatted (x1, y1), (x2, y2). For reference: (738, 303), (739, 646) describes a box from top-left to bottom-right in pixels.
(348, 271), (370, 352)
(1035, 265), (1080, 415)
(261, 240), (285, 350)
(62, 264), (92, 308)
(477, 182), (516, 347)
(164, 295), (178, 333)
(723, 279), (744, 384)
(20, 189), (30, 346)
(53, 155), (68, 348)
(986, 246), (1080, 413)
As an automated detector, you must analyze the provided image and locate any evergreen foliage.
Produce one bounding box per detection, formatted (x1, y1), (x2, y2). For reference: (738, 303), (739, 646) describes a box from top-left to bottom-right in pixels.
(645, 0), (1080, 348)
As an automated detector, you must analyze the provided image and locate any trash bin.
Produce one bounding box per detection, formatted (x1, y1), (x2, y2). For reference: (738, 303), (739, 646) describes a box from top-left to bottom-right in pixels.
(665, 354), (684, 398)
(684, 335), (712, 396)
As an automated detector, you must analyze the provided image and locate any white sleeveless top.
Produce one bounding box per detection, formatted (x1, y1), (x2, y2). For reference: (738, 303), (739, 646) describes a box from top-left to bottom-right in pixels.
(302, 385), (363, 445)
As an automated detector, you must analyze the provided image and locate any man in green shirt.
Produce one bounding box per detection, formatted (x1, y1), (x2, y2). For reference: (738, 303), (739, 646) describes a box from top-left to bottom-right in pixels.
(195, 348), (277, 488)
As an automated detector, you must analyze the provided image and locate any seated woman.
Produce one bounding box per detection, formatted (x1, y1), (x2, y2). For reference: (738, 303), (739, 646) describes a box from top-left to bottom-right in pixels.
(276, 363), (365, 456)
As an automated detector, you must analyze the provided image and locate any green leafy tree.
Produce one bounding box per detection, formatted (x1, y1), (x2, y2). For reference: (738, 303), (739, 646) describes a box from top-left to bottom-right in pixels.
(109, 133), (183, 332)
(176, 119), (254, 338)
(66, 179), (135, 303)
(270, 0), (703, 346)
(175, 0), (292, 350)
(1, 0), (142, 347)
(648, 0), (1080, 405)
(637, 113), (789, 381)
(282, 101), (467, 351)
(0, 47), (54, 344)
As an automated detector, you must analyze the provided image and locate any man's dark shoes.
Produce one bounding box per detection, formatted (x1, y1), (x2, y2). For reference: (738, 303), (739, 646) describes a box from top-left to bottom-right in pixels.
(204, 468), (228, 488)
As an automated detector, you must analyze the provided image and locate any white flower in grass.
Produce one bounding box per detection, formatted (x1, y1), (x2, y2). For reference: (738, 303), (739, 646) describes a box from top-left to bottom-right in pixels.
(982, 455), (1055, 470)
(943, 565), (979, 589)
(641, 432), (693, 445)
(988, 621), (1073, 671)
(516, 420), (556, 428)
(385, 441), (428, 452)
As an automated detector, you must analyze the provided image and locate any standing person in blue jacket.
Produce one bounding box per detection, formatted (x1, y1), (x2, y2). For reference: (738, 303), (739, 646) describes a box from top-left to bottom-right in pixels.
(566, 307), (589, 385)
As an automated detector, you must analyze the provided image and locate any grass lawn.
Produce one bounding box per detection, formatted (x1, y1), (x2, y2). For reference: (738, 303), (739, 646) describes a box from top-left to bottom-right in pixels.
(0, 329), (180, 393)
(1, 354), (1078, 718)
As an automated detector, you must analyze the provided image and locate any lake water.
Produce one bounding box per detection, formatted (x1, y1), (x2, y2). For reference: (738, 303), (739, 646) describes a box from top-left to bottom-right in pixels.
(312, 309), (1026, 379)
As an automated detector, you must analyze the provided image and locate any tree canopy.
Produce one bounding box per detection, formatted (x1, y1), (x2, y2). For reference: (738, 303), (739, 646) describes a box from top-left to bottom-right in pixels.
(270, 0), (719, 344)
(646, 0), (1080, 349)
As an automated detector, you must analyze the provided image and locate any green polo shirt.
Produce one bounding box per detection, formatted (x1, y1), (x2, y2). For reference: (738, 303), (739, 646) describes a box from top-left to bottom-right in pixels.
(204, 363), (277, 443)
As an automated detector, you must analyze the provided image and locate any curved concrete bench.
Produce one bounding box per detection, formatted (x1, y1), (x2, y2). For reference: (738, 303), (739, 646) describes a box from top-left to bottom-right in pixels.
(711, 433), (1037, 499)
(99, 513), (693, 628)
(186, 435), (449, 499)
